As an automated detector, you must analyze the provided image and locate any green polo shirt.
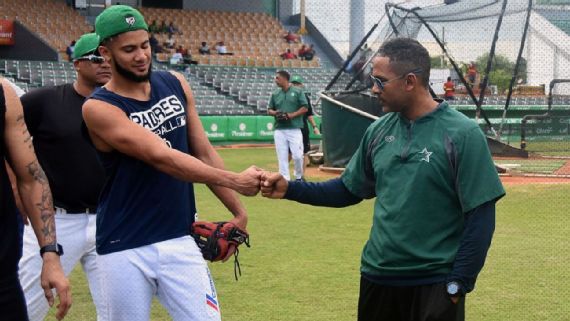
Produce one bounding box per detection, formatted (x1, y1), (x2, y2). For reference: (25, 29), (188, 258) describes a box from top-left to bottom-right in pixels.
(268, 86), (308, 129)
(341, 102), (505, 277)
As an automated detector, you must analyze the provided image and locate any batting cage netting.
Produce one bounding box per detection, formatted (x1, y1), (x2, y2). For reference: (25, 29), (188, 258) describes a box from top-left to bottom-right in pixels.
(321, 0), (570, 174)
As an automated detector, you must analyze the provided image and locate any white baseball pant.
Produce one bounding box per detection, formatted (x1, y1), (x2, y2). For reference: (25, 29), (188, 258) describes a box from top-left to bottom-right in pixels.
(96, 235), (221, 321)
(18, 209), (104, 321)
(274, 128), (304, 180)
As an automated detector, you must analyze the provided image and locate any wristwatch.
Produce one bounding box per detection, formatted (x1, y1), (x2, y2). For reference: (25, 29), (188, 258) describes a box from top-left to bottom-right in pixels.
(40, 243), (64, 257)
(446, 281), (461, 297)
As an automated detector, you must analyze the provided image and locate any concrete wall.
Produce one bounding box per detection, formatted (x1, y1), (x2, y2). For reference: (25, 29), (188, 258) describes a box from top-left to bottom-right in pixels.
(279, 0), (296, 22)
(0, 22), (58, 61)
(527, 13), (570, 94)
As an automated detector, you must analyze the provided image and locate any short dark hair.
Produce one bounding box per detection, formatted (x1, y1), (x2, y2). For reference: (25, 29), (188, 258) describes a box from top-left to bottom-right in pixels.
(377, 38), (431, 87)
(276, 70), (290, 81)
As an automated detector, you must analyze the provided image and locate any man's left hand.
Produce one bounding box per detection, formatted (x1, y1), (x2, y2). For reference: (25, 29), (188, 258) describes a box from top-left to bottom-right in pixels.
(41, 254), (72, 320)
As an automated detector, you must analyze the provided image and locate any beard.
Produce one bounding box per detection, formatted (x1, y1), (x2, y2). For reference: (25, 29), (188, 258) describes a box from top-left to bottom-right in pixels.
(113, 59), (152, 83)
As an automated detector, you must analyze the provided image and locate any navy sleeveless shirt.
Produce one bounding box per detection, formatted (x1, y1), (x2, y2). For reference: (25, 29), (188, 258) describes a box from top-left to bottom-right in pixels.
(89, 72), (197, 254)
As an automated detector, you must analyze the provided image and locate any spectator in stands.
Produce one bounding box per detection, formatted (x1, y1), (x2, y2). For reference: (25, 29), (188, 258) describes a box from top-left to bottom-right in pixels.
(164, 34), (176, 49)
(291, 75), (320, 154)
(298, 44), (308, 58)
(467, 62), (477, 86)
(0, 77), (71, 321)
(170, 51), (184, 67)
(302, 44), (316, 61)
(443, 76), (455, 100)
(149, 33), (163, 54)
(267, 70), (308, 181)
(66, 40), (76, 62)
(148, 20), (160, 33)
(18, 32), (110, 321)
(280, 49), (297, 60)
(284, 30), (299, 43)
(176, 45), (198, 65)
(167, 22), (182, 36)
(175, 45), (185, 55)
(199, 41), (211, 55)
(160, 20), (168, 33)
(215, 41), (233, 55)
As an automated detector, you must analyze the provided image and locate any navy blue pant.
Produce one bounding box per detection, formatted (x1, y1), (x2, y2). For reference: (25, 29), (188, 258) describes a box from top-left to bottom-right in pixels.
(358, 276), (465, 321)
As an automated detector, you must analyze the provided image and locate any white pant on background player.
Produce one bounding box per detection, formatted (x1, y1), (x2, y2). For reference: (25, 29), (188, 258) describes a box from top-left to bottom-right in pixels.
(274, 128), (304, 181)
(18, 209), (105, 321)
(96, 235), (221, 321)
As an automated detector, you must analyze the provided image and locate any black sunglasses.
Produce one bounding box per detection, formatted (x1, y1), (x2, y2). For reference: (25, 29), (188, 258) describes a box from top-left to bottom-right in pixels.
(370, 68), (423, 90)
(74, 54), (105, 64)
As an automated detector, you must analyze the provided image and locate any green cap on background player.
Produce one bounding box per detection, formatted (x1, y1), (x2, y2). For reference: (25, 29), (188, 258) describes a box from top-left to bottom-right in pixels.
(72, 33), (100, 59)
(95, 5), (148, 42)
(291, 75), (304, 84)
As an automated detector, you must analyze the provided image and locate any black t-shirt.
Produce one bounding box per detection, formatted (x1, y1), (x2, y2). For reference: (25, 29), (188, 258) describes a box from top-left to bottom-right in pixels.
(0, 83), (20, 276)
(21, 84), (105, 212)
(302, 92), (314, 129)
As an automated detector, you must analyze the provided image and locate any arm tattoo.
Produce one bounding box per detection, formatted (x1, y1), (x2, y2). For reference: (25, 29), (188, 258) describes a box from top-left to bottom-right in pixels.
(16, 113), (33, 150)
(26, 161), (56, 244)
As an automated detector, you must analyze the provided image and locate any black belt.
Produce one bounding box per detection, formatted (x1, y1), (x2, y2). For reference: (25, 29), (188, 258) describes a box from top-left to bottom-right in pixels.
(55, 206), (97, 214)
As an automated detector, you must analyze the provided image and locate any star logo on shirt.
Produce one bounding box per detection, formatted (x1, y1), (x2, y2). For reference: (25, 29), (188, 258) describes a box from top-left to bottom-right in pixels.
(419, 147), (433, 163)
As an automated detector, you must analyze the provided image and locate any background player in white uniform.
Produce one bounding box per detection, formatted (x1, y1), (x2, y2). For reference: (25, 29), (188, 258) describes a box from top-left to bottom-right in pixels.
(267, 70), (308, 181)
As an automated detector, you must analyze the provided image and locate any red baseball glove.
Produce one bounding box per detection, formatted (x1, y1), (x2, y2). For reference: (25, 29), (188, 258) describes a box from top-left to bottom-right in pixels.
(190, 221), (250, 279)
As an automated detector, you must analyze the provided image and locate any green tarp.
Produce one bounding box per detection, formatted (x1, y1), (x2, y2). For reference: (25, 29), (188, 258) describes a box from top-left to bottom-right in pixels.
(321, 93), (380, 168)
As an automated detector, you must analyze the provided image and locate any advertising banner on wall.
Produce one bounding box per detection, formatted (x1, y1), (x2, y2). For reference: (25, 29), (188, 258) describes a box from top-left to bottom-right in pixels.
(0, 20), (15, 46)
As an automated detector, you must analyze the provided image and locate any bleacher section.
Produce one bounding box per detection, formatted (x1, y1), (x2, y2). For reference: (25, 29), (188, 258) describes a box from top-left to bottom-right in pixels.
(4, 58), (569, 117)
(0, 59), (77, 91)
(1, 59), (350, 115)
(139, 8), (320, 68)
(1, 0), (92, 60)
(185, 64), (355, 114)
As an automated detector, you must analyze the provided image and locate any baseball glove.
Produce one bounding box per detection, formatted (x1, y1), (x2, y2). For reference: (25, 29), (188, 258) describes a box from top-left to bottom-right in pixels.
(275, 111), (290, 121)
(190, 221), (250, 280)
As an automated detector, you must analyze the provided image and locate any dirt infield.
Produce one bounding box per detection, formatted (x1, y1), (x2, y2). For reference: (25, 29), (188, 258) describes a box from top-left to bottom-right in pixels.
(499, 175), (570, 185)
(554, 159), (570, 175)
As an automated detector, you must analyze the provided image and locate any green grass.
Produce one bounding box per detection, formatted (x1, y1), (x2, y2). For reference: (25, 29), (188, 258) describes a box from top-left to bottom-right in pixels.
(46, 148), (570, 320)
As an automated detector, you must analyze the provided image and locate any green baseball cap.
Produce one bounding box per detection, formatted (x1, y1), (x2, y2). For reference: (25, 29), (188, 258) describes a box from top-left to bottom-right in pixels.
(291, 75), (304, 84)
(95, 5), (148, 42)
(72, 33), (100, 59)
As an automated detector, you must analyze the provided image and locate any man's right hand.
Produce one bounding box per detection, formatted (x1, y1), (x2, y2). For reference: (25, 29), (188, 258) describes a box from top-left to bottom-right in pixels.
(233, 165), (263, 196)
(260, 172), (288, 199)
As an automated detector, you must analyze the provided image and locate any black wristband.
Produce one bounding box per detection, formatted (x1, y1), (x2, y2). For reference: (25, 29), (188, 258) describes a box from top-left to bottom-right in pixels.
(40, 243), (64, 257)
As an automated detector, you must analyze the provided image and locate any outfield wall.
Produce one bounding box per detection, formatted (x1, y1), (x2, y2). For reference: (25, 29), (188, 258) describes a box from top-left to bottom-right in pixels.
(199, 107), (568, 146)
(200, 115), (322, 144)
